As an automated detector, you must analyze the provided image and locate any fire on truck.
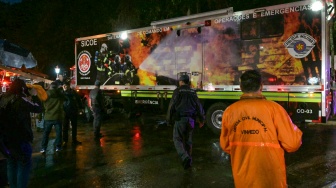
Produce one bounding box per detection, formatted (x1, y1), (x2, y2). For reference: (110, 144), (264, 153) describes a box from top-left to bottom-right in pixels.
(74, 0), (335, 134)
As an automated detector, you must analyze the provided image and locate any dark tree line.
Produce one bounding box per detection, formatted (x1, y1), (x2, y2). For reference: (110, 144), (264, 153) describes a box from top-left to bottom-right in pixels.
(0, 0), (300, 78)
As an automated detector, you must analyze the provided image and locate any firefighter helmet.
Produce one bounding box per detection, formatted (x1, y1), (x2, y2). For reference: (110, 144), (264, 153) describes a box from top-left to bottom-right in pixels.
(100, 43), (108, 53)
(115, 55), (121, 63)
(125, 54), (132, 62)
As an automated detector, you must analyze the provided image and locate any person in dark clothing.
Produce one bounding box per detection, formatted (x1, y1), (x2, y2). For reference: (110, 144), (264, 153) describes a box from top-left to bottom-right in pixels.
(167, 75), (205, 170)
(124, 54), (138, 85)
(0, 78), (42, 188)
(107, 55), (121, 77)
(40, 81), (65, 153)
(62, 82), (82, 146)
(89, 80), (105, 140)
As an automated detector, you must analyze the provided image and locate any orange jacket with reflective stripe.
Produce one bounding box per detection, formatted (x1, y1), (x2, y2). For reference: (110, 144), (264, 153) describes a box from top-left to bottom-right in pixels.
(220, 93), (302, 188)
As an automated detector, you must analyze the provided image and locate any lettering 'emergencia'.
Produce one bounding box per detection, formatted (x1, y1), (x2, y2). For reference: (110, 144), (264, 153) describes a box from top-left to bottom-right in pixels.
(215, 4), (311, 24)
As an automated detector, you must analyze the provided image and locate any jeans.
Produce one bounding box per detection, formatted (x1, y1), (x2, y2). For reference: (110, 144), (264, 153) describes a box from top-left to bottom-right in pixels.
(41, 120), (62, 149)
(7, 142), (32, 188)
(92, 107), (102, 137)
(63, 113), (78, 142)
(173, 117), (194, 162)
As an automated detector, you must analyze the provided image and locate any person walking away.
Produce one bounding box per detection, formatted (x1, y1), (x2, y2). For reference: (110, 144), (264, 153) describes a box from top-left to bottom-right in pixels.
(220, 70), (303, 188)
(0, 78), (42, 188)
(167, 74), (205, 170)
(89, 80), (105, 140)
(40, 81), (65, 153)
(62, 82), (82, 146)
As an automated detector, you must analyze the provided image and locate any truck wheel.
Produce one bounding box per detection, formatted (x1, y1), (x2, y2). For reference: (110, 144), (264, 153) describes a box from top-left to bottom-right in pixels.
(206, 102), (228, 135)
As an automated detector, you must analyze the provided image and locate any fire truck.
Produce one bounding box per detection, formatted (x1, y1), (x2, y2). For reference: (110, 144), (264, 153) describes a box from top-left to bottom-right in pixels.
(74, 0), (335, 134)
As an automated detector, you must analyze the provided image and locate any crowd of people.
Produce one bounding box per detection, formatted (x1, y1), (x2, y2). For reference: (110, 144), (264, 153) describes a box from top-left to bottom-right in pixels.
(0, 74), (87, 187)
(0, 69), (303, 188)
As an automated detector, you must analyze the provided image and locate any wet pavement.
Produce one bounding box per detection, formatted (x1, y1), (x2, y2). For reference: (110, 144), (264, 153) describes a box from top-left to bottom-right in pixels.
(3, 112), (336, 188)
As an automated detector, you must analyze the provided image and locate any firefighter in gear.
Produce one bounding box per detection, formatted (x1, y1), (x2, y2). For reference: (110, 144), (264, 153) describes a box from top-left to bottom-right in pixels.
(103, 51), (114, 67)
(94, 43), (108, 82)
(124, 54), (137, 84)
(167, 74), (205, 170)
(220, 70), (302, 188)
(107, 55), (121, 77)
(104, 51), (115, 76)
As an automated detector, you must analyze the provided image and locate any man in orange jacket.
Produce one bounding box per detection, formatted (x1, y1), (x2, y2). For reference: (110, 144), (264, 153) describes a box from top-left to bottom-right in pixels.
(220, 70), (302, 188)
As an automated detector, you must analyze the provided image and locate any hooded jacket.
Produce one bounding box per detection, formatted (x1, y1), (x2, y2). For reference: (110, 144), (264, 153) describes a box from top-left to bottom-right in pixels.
(167, 85), (204, 125)
(220, 93), (302, 188)
(44, 87), (65, 121)
(63, 88), (82, 115)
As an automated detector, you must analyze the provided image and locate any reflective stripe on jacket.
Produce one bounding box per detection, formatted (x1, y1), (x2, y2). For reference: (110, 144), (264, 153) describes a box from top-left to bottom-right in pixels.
(220, 93), (302, 188)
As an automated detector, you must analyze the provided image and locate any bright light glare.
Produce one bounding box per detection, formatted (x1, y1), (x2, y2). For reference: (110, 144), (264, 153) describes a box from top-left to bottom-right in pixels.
(308, 77), (319, 85)
(55, 66), (60, 74)
(312, 1), (323, 11)
(121, 32), (128, 40)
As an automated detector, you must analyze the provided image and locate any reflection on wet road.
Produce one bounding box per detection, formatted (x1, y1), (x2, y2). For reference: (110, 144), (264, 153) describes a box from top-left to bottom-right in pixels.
(25, 113), (336, 188)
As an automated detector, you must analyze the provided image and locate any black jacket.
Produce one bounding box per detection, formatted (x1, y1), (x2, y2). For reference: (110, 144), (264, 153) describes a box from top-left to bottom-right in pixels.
(0, 93), (42, 143)
(63, 88), (82, 115)
(167, 85), (205, 124)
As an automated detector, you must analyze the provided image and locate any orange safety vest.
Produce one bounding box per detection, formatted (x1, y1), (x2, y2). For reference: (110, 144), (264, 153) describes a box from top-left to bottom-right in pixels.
(220, 93), (302, 188)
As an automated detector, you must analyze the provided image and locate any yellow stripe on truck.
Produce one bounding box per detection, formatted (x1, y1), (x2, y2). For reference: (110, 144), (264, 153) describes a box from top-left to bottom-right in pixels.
(121, 91), (321, 103)
(197, 91), (290, 101)
(197, 91), (242, 100)
(288, 93), (321, 103)
(263, 92), (289, 102)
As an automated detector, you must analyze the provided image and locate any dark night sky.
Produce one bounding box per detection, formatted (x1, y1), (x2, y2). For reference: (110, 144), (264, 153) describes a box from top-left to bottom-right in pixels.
(0, 0), (22, 4)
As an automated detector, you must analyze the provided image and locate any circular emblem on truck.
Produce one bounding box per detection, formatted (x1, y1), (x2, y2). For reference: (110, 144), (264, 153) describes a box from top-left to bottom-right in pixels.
(78, 52), (91, 73)
(293, 41), (307, 53)
(284, 33), (316, 58)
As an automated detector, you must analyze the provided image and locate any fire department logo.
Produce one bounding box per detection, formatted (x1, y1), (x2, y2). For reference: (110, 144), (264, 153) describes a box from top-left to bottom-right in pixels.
(78, 51), (91, 74)
(284, 33), (316, 58)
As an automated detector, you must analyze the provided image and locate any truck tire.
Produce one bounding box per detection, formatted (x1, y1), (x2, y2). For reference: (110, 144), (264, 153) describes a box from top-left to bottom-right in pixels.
(206, 102), (228, 135)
